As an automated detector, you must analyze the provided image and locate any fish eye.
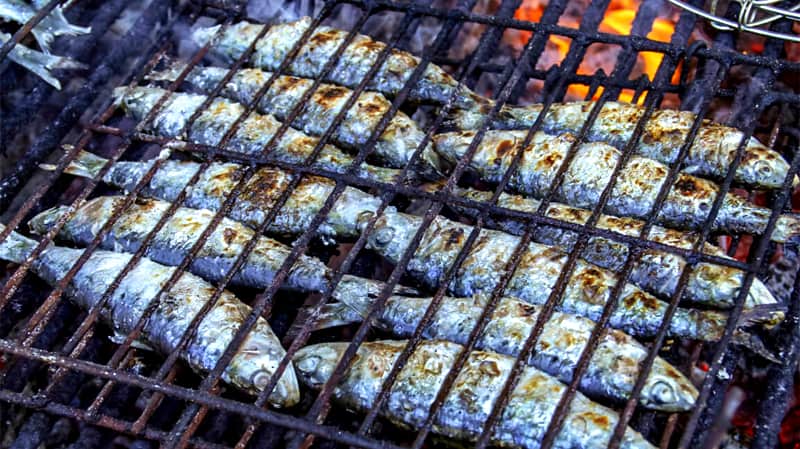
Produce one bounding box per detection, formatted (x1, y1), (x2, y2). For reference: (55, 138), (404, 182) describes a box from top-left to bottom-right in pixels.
(649, 379), (677, 404)
(296, 355), (320, 374)
(372, 226), (395, 247)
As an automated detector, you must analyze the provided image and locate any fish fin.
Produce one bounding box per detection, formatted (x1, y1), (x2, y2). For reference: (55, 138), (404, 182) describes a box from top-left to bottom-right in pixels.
(732, 330), (779, 363)
(145, 59), (188, 83)
(42, 149), (108, 179)
(109, 330), (154, 351)
(773, 214), (800, 243)
(0, 224), (38, 264)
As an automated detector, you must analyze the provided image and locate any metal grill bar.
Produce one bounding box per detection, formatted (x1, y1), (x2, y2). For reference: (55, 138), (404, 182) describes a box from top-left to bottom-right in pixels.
(1, 1), (799, 449)
(0, 0), (62, 61)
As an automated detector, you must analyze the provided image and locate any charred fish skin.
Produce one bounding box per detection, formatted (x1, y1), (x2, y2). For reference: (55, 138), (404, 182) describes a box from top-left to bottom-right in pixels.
(191, 18), (487, 109)
(114, 86), (403, 184)
(432, 130), (800, 243)
(28, 196), (398, 305)
(434, 183), (778, 310)
(294, 340), (656, 449)
(0, 224), (298, 407)
(319, 292), (697, 412)
(60, 150), (386, 239)
(363, 210), (733, 341)
(449, 101), (792, 189)
(147, 62), (441, 175)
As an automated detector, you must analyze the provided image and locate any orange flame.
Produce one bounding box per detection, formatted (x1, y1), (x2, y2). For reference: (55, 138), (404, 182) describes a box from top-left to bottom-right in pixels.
(511, 0), (678, 103)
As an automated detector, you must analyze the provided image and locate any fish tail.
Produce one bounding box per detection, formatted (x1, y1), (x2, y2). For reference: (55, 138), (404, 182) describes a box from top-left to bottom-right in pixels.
(732, 330), (780, 363)
(772, 214), (800, 243)
(41, 150), (108, 180)
(191, 25), (221, 47)
(47, 6), (92, 37)
(145, 59), (188, 83)
(0, 224), (38, 264)
(6, 42), (85, 89)
(740, 303), (787, 329)
(28, 205), (71, 235)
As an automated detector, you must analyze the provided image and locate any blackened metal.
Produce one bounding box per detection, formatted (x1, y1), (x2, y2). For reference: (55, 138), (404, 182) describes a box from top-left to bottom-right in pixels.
(752, 256), (800, 449)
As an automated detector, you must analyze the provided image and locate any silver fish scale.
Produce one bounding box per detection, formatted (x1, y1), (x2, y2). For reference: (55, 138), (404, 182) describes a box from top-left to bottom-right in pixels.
(365, 211), (730, 340)
(71, 152), (384, 238)
(433, 130), (800, 242)
(26, 244), (298, 406)
(116, 87), (402, 184)
(442, 185), (778, 310)
(193, 18), (485, 108)
(451, 101), (792, 189)
(151, 64), (436, 172)
(293, 341), (655, 449)
(332, 293), (697, 411)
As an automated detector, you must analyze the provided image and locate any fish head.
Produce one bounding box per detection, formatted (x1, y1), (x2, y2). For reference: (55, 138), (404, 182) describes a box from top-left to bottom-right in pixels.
(363, 211), (418, 263)
(739, 136), (792, 189)
(112, 86), (165, 119)
(639, 360), (698, 412)
(293, 342), (349, 389)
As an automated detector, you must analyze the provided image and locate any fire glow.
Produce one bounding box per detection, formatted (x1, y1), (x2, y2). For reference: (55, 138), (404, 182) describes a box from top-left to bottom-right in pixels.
(510, 0), (678, 103)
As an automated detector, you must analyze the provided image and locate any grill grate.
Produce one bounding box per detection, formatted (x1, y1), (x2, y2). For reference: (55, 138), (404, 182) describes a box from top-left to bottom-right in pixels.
(1, 1), (799, 449)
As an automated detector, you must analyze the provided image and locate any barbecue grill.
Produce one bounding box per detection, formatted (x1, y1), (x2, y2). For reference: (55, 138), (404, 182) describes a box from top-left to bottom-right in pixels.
(1, 1), (799, 448)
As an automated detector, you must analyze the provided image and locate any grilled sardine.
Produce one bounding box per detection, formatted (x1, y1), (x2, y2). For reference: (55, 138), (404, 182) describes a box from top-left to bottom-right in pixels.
(363, 210), (764, 341)
(429, 182), (778, 310)
(312, 293), (698, 411)
(191, 17), (487, 108)
(28, 196), (409, 302)
(53, 150), (384, 239)
(294, 340), (656, 449)
(113, 86), (402, 183)
(147, 61), (439, 174)
(0, 224), (298, 406)
(449, 101), (793, 189)
(432, 130), (800, 242)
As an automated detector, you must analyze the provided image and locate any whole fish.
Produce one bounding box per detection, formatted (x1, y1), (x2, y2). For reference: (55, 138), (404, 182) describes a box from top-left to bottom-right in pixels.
(0, 0), (90, 53)
(427, 182), (779, 311)
(191, 17), (488, 109)
(0, 31), (85, 89)
(0, 224), (298, 407)
(432, 130), (800, 242)
(294, 340), (656, 449)
(113, 86), (402, 184)
(146, 61), (440, 174)
(28, 195), (411, 301)
(448, 101), (793, 189)
(52, 150), (384, 239)
(310, 293), (698, 411)
(363, 210), (769, 342)
(52, 151), (779, 340)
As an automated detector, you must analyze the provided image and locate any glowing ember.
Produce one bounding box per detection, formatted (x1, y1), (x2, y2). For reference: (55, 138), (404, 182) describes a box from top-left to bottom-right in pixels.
(509, 0), (678, 103)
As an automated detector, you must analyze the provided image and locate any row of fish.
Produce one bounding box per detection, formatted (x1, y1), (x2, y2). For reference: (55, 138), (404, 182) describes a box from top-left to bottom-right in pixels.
(0, 0), (90, 88)
(3, 16), (795, 449)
